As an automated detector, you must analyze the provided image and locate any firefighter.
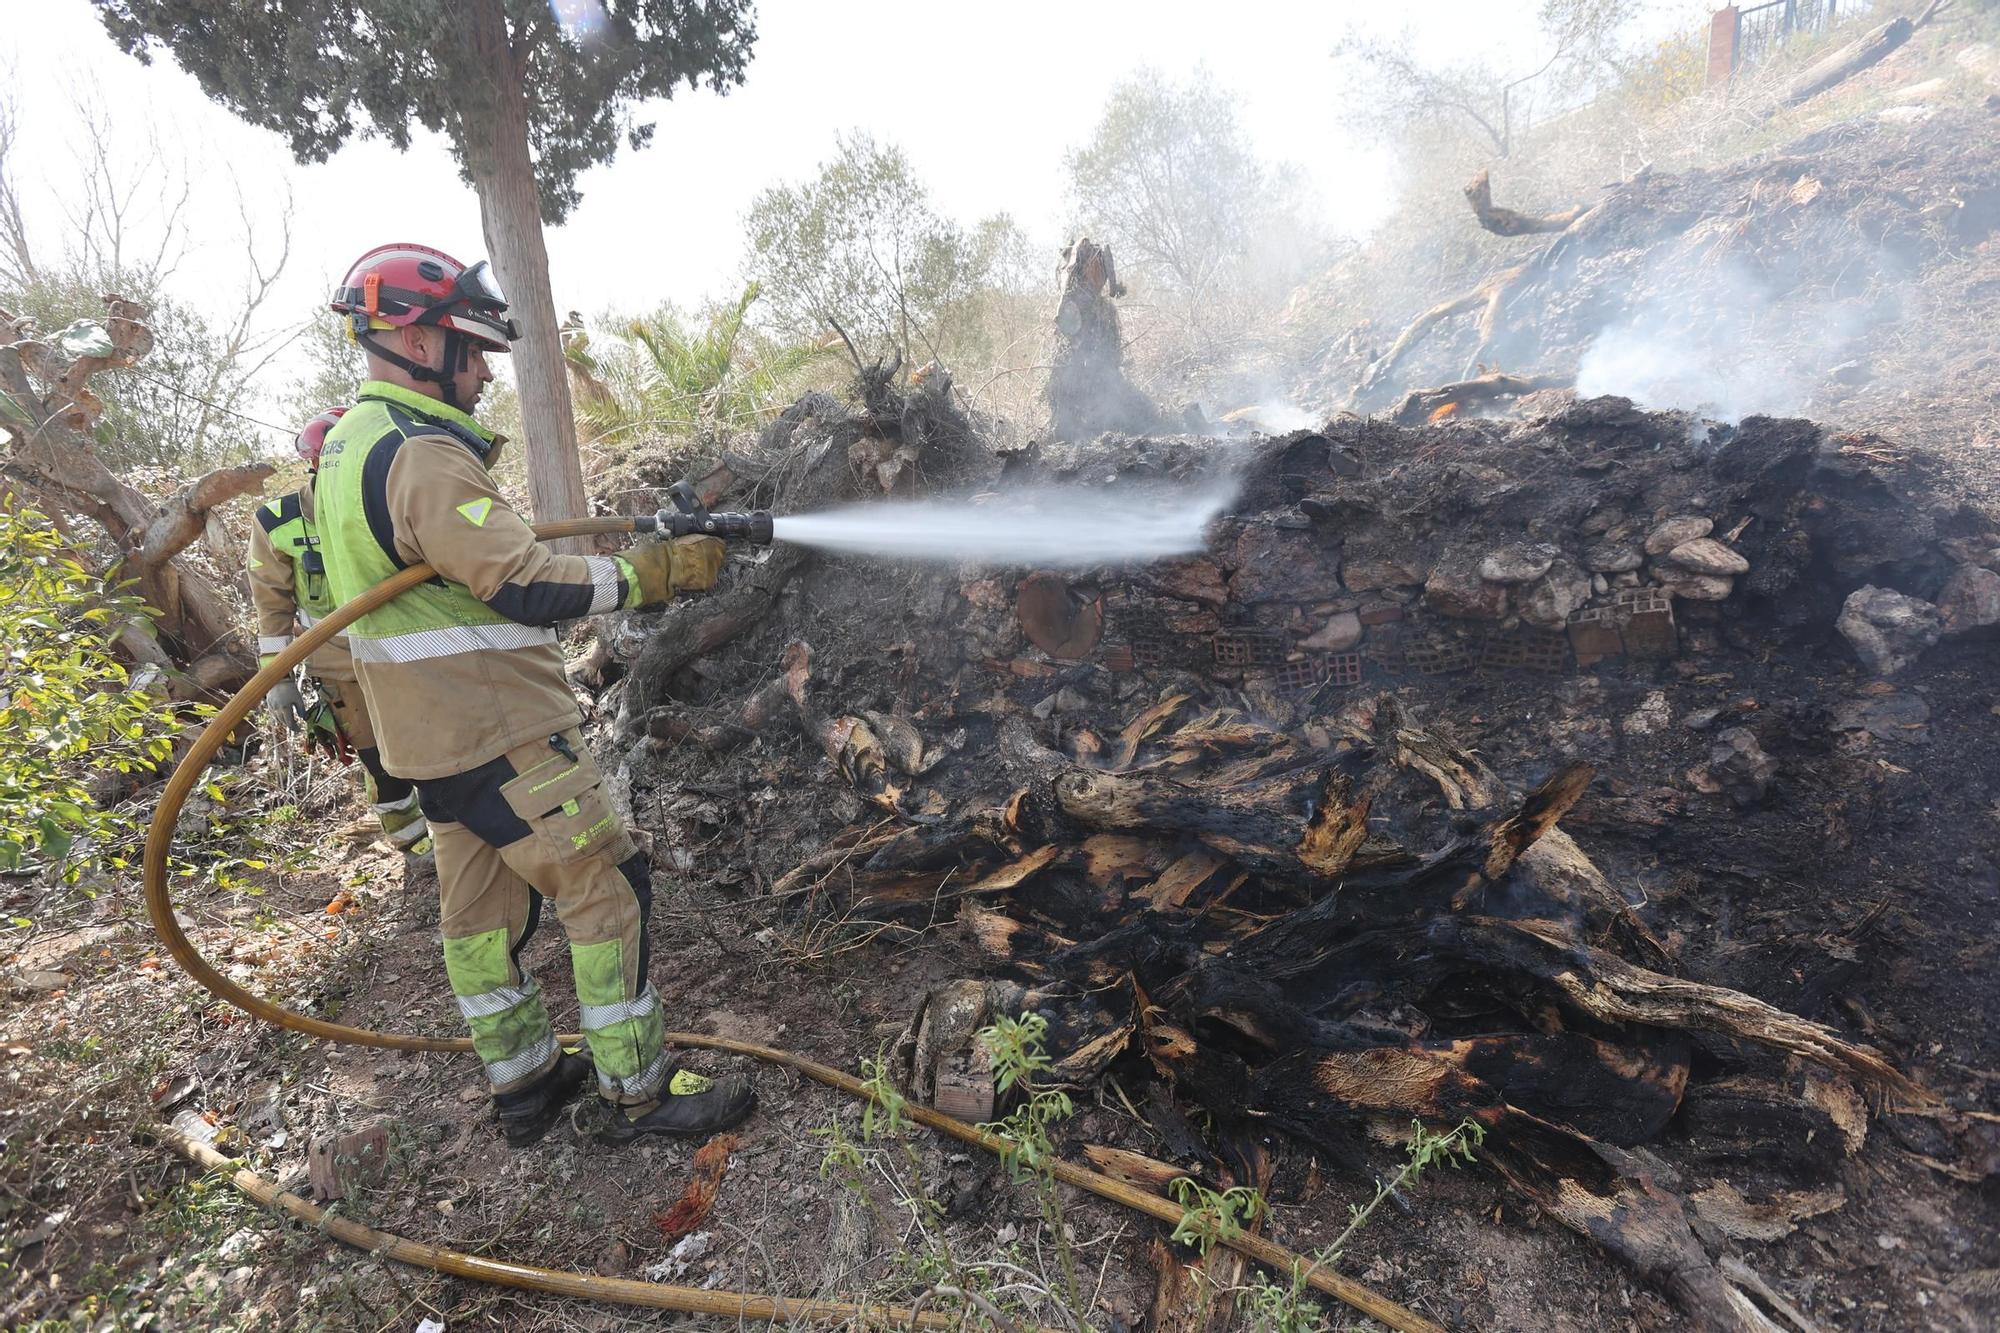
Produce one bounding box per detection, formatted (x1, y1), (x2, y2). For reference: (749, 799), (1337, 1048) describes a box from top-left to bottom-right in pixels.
(248, 409), (431, 858)
(313, 243), (753, 1146)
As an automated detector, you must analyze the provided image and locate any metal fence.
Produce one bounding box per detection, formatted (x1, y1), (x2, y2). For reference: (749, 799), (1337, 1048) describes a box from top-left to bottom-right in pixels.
(1734, 0), (1844, 71)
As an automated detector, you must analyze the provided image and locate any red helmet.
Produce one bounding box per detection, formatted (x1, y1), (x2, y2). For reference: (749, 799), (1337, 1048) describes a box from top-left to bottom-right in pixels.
(295, 407), (346, 465)
(329, 243), (517, 351)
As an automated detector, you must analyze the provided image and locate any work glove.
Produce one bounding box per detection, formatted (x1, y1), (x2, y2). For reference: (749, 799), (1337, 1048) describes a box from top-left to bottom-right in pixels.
(265, 677), (308, 732)
(626, 535), (725, 607)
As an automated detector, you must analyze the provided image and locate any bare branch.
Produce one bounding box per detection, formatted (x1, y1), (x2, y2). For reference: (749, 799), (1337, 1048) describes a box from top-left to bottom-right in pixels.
(0, 96), (39, 292)
(126, 460), (276, 575)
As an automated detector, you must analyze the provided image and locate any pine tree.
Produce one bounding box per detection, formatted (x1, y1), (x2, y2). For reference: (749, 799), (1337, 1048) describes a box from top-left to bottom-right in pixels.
(93, 0), (758, 531)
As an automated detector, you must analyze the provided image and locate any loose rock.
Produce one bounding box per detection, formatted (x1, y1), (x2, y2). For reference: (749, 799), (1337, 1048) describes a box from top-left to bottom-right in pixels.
(1830, 693), (1931, 743)
(1668, 537), (1751, 576)
(1655, 567), (1735, 601)
(1341, 541), (1434, 592)
(1585, 541), (1644, 573)
(1622, 691), (1673, 736)
(1937, 565), (2000, 634)
(1709, 727), (1777, 806)
(1645, 516), (1713, 555)
(1835, 586), (1942, 676)
(1300, 610), (1363, 651)
(1517, 560), (1591, 629)
(1425, 551), (1510, 620)
(1229, 526), (1339, 603)
(1479, 543), (1560, 584)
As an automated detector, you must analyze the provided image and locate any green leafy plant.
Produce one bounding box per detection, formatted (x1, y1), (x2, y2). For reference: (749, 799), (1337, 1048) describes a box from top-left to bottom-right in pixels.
(0, 501), (186, 884)
(1168, 1175), (1269, 1256)
(563, 284), (832, 451)
(857, 1050), (910, 1141)
(1240, 1117), (1486, 1333)
(977, 1011), (1083, 1310)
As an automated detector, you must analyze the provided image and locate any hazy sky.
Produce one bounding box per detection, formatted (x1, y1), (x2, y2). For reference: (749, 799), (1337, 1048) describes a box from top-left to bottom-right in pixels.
(2, 0), (1706, 429)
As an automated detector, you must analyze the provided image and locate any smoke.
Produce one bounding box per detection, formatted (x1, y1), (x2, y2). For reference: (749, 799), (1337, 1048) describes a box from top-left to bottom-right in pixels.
(772, 477), (1240, 568)
(1245, 399), (1319, 432)
(1576, 254), (1902, 421)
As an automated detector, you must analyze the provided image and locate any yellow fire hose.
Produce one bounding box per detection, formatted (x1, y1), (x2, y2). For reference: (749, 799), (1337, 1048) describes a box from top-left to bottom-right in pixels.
(141, 516), (1444, 1333)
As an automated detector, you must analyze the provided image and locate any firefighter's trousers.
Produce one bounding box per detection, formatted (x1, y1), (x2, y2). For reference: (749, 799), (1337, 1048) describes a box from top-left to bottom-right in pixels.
(316, 675), (424, 846)
(414, 728), (666, 1104)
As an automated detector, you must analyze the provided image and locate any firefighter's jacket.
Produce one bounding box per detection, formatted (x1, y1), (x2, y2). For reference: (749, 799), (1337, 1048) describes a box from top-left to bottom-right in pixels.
(247, 482), (355, 680)
(314, 380), (640, 781)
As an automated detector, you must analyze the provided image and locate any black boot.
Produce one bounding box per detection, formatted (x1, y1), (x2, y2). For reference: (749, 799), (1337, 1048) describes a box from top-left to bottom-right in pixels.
(597, 1074), (756, 1144)
(494, 1051), (592, 1147)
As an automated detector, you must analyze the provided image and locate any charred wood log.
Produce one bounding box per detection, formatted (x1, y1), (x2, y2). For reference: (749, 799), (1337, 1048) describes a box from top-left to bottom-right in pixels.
(861, 696), (1922, 1327)
(998, 715), (1377, 884)
(1424, 915), (1928, 1102)
(1147, 1139), (1273, 1333)
(1482, 1113), (1788, 1333)
(1015, 571), (1104, 660)
(1389, 371), (1573, 425)
(1463, 171), (1587, 236)
(624, 545), (807, 721)
(641, 673), (791, 754)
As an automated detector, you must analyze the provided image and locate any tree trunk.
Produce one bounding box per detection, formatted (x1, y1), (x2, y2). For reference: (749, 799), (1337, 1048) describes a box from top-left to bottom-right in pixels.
(1776, 15), (1918, 111)
(463, 0), (589, 553)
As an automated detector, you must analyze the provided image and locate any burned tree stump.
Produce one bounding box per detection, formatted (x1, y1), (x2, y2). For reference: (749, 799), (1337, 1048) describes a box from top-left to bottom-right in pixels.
(1015, 572), (1104, 660)
(794, 692), (1928, 1324)
(1046, 237), (1163, 440)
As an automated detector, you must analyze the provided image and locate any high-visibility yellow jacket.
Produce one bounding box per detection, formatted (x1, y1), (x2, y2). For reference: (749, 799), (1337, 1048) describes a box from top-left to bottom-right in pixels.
(247, 482), (355, 680)
(314, 380), (640, 780)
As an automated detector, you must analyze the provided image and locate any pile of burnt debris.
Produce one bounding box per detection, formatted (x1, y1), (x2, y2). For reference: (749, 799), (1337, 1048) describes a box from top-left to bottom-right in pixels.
(579, 375), (1999, 1327)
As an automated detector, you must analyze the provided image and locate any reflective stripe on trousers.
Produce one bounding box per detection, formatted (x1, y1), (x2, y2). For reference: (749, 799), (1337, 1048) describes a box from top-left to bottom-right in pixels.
(442, 934), (559, 1092)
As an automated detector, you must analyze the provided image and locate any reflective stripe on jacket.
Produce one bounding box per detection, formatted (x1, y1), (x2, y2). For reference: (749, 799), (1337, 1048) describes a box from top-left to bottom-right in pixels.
(246, 484), (355, 679)
(313, 380), (639, 780)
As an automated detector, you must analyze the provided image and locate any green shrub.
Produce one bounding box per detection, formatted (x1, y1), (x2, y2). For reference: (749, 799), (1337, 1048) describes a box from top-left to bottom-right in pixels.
(0, 499), (181, 884)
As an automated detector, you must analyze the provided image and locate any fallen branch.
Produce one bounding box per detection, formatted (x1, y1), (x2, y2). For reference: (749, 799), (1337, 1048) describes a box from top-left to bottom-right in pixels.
(1774, 7), (1936, 113)
(1348, 266), (1523, 408)
(1, 297), (267, 684)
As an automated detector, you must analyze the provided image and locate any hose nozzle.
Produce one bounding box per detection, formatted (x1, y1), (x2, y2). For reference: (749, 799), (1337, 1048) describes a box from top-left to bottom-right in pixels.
(642, 480), (775, 544)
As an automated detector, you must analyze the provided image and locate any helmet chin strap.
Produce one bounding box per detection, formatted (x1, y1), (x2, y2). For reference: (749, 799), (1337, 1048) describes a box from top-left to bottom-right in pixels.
(360, 329), (469, 411)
